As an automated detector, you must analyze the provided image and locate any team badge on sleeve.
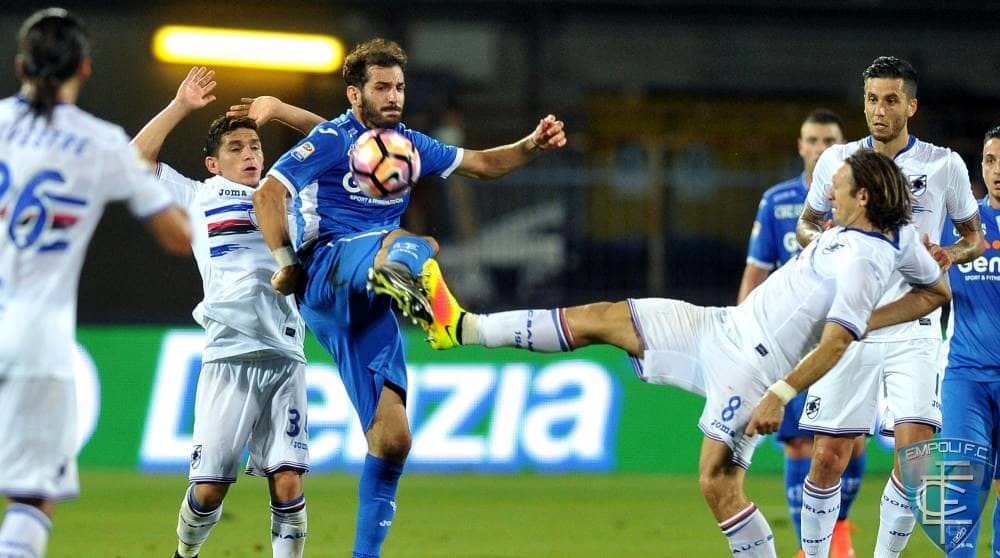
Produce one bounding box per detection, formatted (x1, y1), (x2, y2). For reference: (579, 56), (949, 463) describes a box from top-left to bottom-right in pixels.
(899, 438), (994, 553)
(291, 141), (316, 162)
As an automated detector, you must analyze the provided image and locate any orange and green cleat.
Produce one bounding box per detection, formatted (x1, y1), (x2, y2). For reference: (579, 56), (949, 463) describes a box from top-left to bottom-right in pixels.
(420, 258), (464, 350)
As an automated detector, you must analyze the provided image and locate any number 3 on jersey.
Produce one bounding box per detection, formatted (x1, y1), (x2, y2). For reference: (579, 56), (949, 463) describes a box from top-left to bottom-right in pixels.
(0, 161), (81, 250)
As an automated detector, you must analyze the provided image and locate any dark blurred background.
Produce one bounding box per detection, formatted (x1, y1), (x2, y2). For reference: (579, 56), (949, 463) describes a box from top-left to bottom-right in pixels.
(2, 1), (997, 323)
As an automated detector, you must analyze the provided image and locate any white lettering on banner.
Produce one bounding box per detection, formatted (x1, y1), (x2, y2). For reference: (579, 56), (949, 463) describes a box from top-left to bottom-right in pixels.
(138, 331), (620, 472)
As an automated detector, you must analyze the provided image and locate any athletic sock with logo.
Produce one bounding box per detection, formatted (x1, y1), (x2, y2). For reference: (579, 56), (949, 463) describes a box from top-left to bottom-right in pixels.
(718, 503), (776, 557)
(385, 236), (433, 276)
(800, 477), (840, 557)
(271, 495), (307, 558)
(784, 456), (810, 542)
(874, 473), (914, 558)
(839, 453), (865, 519)
(470, 309), (574, 352)
(176, 484), (222, 558)
(353, 454), (404, 558)
(0, 503), (50, 558)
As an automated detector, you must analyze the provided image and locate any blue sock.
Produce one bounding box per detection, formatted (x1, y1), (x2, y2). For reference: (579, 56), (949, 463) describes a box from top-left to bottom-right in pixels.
(353, 454), (404, 558)
(784, 456), (810, 543)
(385, 236), (433, 276)
(839, 453), (866, 520)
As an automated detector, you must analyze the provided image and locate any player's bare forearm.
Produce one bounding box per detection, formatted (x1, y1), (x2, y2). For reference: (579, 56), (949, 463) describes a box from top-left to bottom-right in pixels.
(783, 323), (854, 393)
(945, 215), (985, 265)
(145, 206), (192, 256)
(252, 177), (292, 250)
(132, 101), (191, 163)
(736, 264), (769, 304)
(456, 114), (566, 180)
(796, 206), (825, 248)
(867, 280), (951, 332)
(228, 96), (325, 135)
(133, 67), (217, 163)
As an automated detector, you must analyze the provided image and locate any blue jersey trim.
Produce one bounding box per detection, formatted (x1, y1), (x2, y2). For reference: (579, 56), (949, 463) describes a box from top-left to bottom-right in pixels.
(864, 135), (917, 159)
(842, 226), (900, 249)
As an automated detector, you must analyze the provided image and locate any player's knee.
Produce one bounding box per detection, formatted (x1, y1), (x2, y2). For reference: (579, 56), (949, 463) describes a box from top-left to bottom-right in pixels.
(193, 482), (229, 509)
(377, 430), (412, 463)
(809, 439), (853, 481)
(270, 469), (304, 502)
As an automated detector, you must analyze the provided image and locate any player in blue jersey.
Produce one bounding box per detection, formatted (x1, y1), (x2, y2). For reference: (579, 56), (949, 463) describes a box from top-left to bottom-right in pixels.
(939, 125), (1000, 557)
(252, 38), (565, 558)
(738, 109), (863, 558)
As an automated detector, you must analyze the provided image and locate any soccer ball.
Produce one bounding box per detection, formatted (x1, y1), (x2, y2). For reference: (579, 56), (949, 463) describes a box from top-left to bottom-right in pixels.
(349, 129), (421, 200)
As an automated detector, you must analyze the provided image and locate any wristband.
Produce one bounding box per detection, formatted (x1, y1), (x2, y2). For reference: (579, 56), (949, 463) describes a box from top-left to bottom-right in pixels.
(767, 380), (798, 404)
(272, 246), (299, 268)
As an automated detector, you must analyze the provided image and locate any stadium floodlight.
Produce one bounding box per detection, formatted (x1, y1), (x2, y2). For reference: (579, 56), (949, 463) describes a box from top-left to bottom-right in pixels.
(152, 25), (343, 73)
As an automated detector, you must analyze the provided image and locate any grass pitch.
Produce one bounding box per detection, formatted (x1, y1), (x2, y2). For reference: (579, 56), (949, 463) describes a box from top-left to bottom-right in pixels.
(47, 471), (971, 557)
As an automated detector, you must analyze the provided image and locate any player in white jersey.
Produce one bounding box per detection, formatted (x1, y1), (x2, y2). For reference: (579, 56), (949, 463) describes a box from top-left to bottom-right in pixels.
(794, 56), (984, 558)
(0, 9), (192, 558)
(131, 68), (324, 558)
(424, 150), (950, 556)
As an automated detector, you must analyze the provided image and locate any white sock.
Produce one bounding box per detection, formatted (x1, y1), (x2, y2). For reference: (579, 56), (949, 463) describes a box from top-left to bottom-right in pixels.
(800, 478), (841, 557)
(0, 503), (50, 558)
(473, 309), (573, 352)
(176, 484), (223, 558)
(271, 496), (307, 558)
(718, 503), (776, 557)
(874, 474), (914, 558)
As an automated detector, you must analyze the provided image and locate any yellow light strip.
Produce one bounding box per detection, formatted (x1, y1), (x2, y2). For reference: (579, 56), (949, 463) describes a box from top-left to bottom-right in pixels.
(152, 25), (343, 73)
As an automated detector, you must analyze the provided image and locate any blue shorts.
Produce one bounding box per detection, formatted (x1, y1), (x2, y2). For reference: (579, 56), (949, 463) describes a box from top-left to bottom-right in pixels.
(298, 233), (407, 431)
(776, 392), (815, 442)
(941, 374), (1000, 478)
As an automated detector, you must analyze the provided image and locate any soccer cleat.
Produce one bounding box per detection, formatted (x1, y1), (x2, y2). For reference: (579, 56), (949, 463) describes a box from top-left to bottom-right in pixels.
(172, 553), (197, 558)
(368, 261), (433, 327)
(420, 259), (464, 350)
(793, 550), (804, 558)
(830, 519), (856, 558)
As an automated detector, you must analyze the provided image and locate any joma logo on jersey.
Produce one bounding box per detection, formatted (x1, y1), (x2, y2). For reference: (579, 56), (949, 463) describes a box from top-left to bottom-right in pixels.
(218, 188), (248, 198)
(822, 241), (845, 254)
(909, 175), (928, 197)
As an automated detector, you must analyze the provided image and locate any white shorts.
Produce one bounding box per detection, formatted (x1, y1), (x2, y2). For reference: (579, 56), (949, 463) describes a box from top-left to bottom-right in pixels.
(190, 357), (309, 483)
(0, 376), (79, 500)
(628, 298), (766, 468)
(798, 338), (942, 436)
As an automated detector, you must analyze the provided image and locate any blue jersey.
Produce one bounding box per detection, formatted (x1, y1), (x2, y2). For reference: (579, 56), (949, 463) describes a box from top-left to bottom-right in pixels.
(942, 196), (1000, 379)
(746, 174), (808, 270)
(268, 109), (462, 249)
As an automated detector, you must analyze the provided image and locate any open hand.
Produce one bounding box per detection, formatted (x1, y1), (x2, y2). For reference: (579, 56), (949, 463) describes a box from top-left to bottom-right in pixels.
(227, 96), (283, 126)
(528, 114), (567, 151)
(174, 66), (217, 111)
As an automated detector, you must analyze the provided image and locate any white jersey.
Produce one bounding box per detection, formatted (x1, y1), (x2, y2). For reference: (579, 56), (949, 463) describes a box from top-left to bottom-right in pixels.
(0, 97), (174, 379)
(730, 224), (942, 381)
(155, 163), (305, 363)
(805, 136), (979, 341)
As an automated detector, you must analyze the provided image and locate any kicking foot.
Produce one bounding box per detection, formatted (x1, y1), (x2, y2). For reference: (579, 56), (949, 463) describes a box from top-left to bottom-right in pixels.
(420, 259), (465, 350)
(368, 261), (433, 327)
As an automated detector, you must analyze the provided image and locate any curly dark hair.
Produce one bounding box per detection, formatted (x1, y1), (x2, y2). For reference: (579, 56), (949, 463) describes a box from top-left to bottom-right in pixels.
(342, 38), (407, 89)
(862, 56), (918, 99)
(845, 149), (913, 231)
(203, 116), (258, 157)
(17, 8), (90, 121)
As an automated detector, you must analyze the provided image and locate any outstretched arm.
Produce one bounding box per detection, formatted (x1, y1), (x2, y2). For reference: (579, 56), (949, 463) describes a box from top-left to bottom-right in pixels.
(227, 96), (326, 135)
(132, 66), (217, 163)
(745, 322), (854, 436)
(867, 279), (951, 332)
(456, 114), (567, 180)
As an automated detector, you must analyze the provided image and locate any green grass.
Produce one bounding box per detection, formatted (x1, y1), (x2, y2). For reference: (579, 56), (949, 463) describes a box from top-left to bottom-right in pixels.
(45, 471), (980, 557)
